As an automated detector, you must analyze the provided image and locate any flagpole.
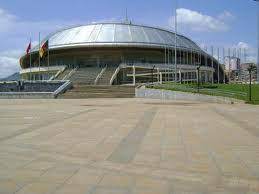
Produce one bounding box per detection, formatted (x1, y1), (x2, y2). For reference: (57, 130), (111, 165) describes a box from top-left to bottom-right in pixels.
(217, 47), (220, 84)
(29, 38), (32, 81)
(223, 47), (225, 84)
(38, 32), (41, 80)
(174, 0), (178, 82)
(48, 44), (50, 80)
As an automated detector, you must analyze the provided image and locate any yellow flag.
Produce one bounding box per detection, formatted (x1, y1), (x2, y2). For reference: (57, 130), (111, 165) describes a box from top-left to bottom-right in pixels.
(39, 40), (49, 58)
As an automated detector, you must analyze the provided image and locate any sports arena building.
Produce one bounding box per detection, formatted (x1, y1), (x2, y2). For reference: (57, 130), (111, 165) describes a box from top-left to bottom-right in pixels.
(20, 22), (225, 85)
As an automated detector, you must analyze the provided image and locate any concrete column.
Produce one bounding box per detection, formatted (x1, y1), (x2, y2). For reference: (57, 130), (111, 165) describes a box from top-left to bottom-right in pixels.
(160, 72), (163, 84)
(205, 71), (208, 83)
(196, 70), (199, 83)
(211, 71), (214, 84)
(133, 66), (136, 86)
(179, 69), (182, 84)
(167, 69), (169, 82)
(157, 68), (159, 82)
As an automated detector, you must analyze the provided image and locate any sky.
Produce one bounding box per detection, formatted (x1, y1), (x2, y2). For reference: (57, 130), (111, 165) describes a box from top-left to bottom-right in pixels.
(0, 0), (257, 78)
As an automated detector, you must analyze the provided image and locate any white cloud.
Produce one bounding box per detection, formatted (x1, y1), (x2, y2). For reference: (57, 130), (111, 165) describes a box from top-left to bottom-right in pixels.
(0, 7), (85, 78)
(170, 8), (233, 32)
(0, 8), (16, 32)
(218, 11), (235, 21)
(236, 42), (250, 49)
(234, 42), (257, 63)
(0, 7), (119, 78)
(0, 49), (22, 78)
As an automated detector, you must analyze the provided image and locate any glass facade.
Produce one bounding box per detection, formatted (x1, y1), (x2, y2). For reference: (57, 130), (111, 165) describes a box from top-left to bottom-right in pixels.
(88, 24), (102, 42)
(115, 25), (131, 42)
(96, 24), (115, 42)
(130, 26), (148, 43)
(72, 25), (95, 43)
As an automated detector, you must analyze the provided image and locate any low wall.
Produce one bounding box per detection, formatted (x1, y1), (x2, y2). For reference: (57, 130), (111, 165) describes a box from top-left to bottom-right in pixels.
(0, 81), (66, 92)
(0, 80), (72, 99)
(135, 86), (244, 104)
(0, 92), (54, 99)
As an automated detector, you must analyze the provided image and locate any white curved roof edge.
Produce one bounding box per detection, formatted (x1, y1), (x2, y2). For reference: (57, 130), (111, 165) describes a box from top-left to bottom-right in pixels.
(29, 22), (200, 51)
(30, 42), (201, 52)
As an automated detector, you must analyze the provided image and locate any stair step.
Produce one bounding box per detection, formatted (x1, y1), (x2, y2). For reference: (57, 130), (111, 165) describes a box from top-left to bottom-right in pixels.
(69, 67), (102, 84)
(96, 67), (117, 85)
(59, 85), (135, 99)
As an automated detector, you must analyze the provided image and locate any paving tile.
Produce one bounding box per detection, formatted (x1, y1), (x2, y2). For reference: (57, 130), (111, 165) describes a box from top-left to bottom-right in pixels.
(0, 99), (259, 193)
(38, 169), (75, 184)
(15, 182), (60, 194)
(99, 174), (134, 188)
(0, 180), (21, 194)
(92, 186), (131, 194)
(66, 168), (104, 185)
(23, 160), (56, 171)
(52, 183), (92, 194)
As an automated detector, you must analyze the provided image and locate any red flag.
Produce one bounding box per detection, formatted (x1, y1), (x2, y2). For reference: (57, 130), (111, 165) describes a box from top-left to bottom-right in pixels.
(26, 42), (31, 55)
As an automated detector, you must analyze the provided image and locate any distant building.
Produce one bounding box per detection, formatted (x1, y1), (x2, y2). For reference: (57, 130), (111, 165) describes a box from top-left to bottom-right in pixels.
(224, 56), (241, 72)
(224, 56), (241, 82)
(240, 63), (257, 82)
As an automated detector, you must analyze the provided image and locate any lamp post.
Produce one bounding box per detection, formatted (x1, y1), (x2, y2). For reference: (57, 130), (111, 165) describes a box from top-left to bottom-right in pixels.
(197, 65), (201, 93)
(151, 65), (155, 85)
(248, 64), (256, 101)
(174, 0), (178, 83)
(254, 0), (259, 83)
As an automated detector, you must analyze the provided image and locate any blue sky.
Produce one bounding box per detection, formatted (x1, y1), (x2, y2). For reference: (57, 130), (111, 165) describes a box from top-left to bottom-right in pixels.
(0, 0), (257, 78)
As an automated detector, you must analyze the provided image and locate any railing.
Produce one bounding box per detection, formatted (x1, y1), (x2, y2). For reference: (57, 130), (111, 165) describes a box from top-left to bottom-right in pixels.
(51, 66), (67, 80)
(53, 80), (72, 98)
(110, 65), (122, 85)
(94, 65), (107, 85)
(123, 62), (214, 71)
(63, 67), (78, 80)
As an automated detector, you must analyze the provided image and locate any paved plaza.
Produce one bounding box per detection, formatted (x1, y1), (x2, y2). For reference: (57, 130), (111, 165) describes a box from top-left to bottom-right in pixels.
(0, 98), (259, 194)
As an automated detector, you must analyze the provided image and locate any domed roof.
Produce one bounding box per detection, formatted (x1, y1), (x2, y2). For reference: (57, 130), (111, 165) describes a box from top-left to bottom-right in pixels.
(32, 22), (201, 52)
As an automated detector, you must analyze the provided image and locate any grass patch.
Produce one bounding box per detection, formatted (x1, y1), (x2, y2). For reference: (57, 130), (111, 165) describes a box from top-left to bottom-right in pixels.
(149, 83), (259, 104)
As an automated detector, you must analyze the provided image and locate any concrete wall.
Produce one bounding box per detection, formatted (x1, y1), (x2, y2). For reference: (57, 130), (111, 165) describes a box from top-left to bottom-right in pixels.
(0, 80), (71, 99)
(135, 86), (244, 104)
(0, 92), (54, 99)
(0, 81), (66, 92)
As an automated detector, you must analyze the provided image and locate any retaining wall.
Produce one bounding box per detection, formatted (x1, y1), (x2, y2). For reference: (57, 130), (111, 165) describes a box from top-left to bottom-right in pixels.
(135, 86), (244, 104)
(0, 92), (54, 99)
(0, 80), (72, 99)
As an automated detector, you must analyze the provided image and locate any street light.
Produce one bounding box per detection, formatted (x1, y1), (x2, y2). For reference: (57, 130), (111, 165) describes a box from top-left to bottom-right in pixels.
(248, 64), (256, 101)
(197, 65), (201, 93)
(151, 65), (155, 85)
(254, 0), (259, 83)
(174, 0), (178, 83)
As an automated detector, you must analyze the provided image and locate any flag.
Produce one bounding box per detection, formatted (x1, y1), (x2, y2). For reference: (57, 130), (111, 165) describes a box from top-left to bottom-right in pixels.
(26, 42), (31, 55)
(39, 40), (48, 58)
(19, 57), (23, 66)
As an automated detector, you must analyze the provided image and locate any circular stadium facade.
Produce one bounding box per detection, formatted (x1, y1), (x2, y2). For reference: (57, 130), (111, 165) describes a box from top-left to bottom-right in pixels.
(20, 22), (224, 84)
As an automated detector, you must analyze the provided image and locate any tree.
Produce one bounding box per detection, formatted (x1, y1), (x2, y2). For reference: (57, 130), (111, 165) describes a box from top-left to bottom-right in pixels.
(247, 64), (257, 101)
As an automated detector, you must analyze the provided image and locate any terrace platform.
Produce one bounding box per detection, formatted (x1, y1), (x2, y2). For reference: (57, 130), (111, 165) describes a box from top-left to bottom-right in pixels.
(0, 98), (259, 193)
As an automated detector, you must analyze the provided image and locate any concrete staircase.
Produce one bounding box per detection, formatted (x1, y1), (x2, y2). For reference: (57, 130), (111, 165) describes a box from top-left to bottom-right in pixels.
(55, 68), (71, 80)
(59, 85), (135, 98)
(70, 67), (101, 85)
(96, 66), (117, 85)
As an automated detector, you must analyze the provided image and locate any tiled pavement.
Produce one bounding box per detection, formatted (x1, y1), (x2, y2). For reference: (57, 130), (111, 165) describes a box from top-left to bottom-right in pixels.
(0, 98), (259, 194)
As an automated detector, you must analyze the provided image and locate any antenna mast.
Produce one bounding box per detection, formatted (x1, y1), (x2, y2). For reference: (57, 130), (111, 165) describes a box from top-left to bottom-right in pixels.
(125, 8), (129, 23)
